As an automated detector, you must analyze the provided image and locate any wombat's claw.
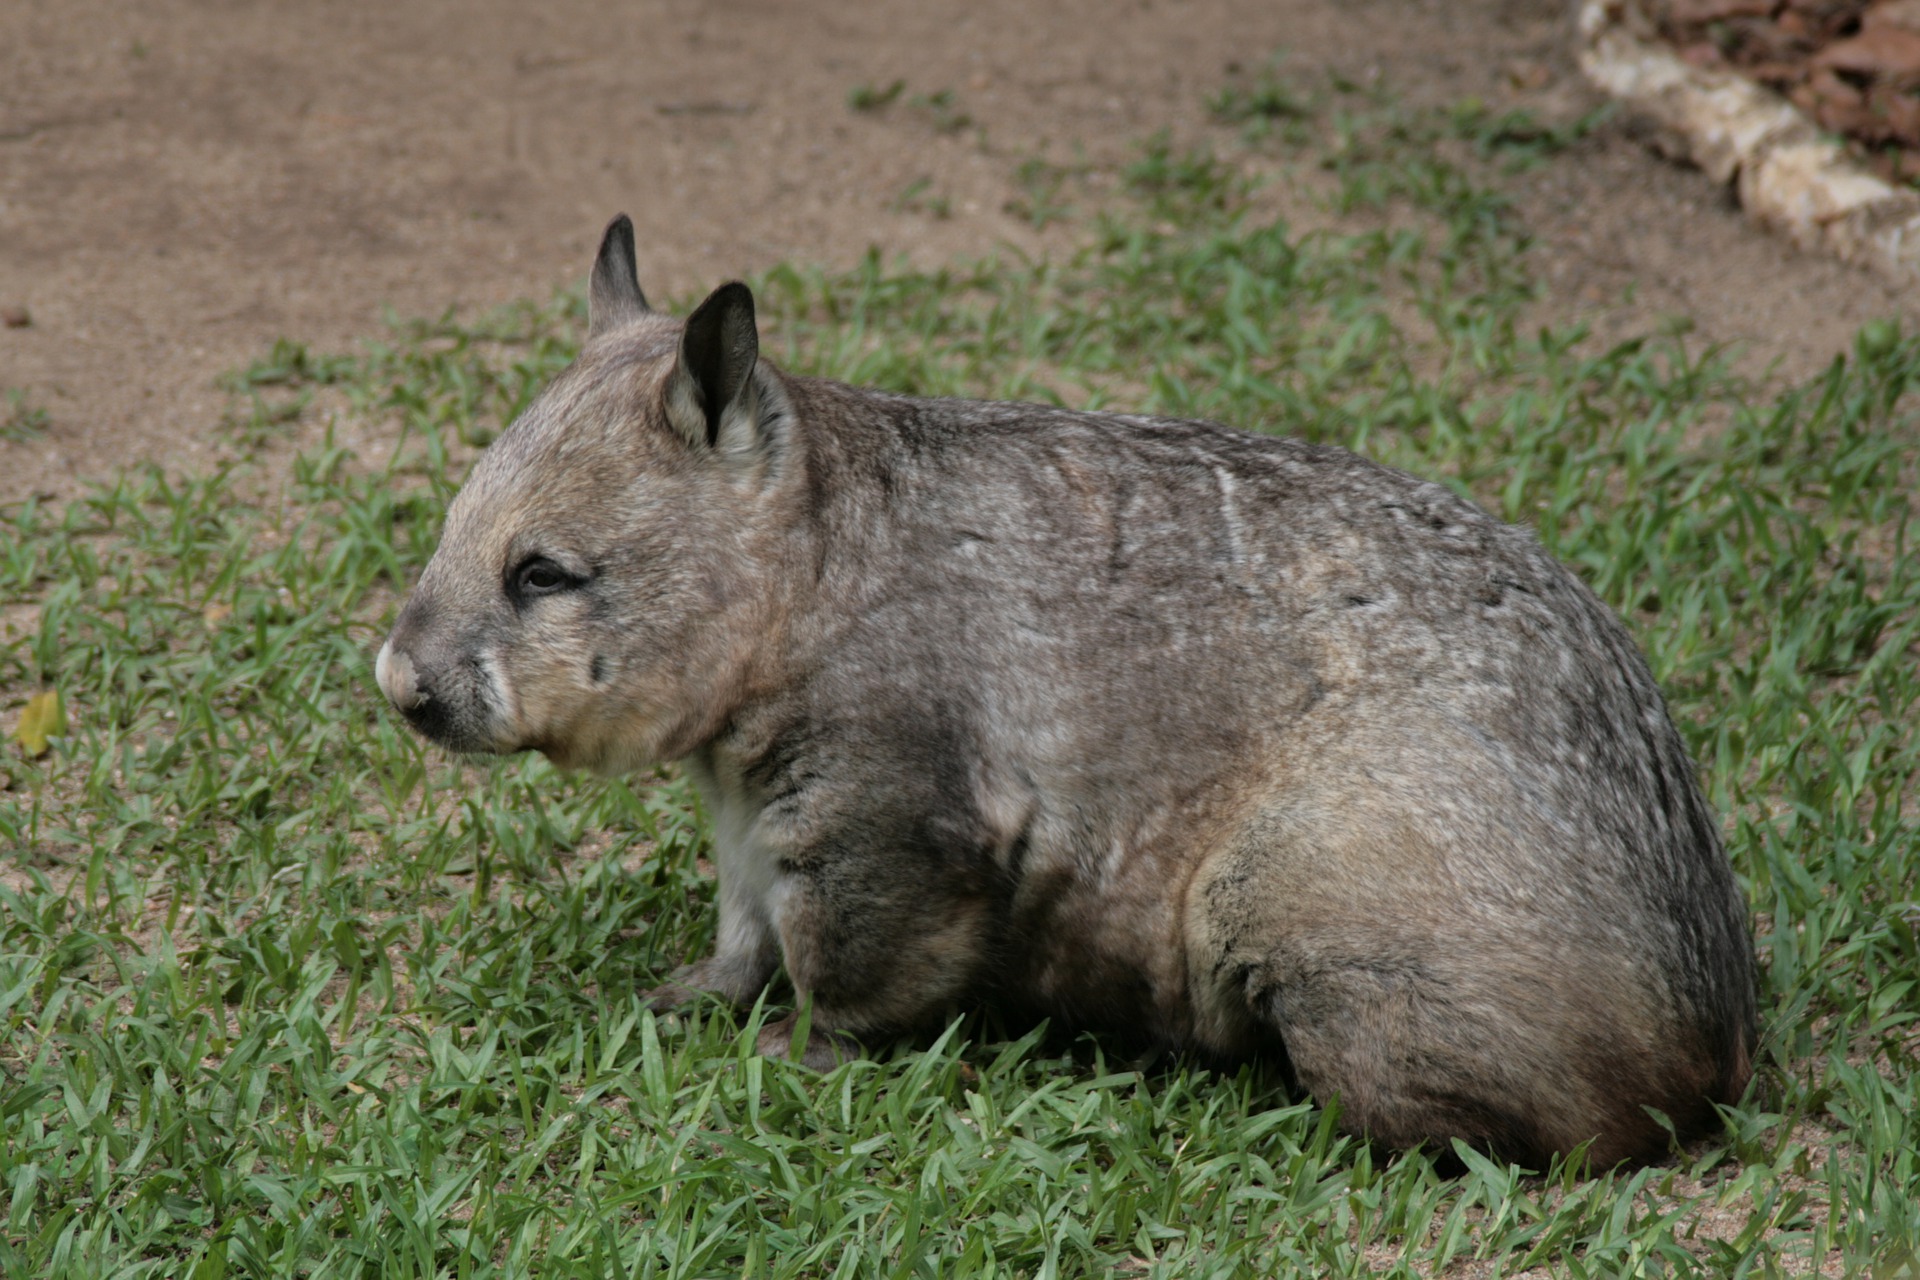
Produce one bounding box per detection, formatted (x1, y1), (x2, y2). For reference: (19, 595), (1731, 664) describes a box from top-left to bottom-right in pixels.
(640, 979), (702, 1012)
(641, 961), (727, 1012)
(756, 1013), (862, 1071)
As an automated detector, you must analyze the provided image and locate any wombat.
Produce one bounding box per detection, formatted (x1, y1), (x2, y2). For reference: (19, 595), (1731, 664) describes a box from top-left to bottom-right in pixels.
(376, 215), (1756, 1167)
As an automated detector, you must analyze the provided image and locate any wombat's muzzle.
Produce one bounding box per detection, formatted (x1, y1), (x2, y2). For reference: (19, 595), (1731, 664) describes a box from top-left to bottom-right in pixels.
(375, 638), (466, 745)
(375, 640), (434, 724)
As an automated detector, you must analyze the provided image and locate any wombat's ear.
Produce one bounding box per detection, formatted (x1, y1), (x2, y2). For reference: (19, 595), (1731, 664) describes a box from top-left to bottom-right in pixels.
(587, 214), (650, 339)
(664, 281), (779, 458)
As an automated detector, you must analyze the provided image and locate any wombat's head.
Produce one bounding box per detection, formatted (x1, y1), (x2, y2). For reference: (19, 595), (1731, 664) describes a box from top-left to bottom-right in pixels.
(375, 215), (799, 774)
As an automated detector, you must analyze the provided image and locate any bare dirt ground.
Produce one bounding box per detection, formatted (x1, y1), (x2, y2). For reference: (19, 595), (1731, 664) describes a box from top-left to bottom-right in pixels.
(3, 0), (1916, 508)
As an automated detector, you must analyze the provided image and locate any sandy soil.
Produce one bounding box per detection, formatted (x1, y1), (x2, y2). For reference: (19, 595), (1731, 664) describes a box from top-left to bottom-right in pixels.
(3, 0), (1915, 507)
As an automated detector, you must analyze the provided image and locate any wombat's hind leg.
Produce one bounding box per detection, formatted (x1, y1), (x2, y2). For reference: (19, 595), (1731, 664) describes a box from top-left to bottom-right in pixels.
(1253, 964), (1566, 1168)
(1247, 931), (1701, 1168)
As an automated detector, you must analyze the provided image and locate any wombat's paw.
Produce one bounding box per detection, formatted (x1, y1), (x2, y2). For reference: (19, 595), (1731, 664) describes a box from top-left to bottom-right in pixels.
(756, 1013), (864, 1071)
(641, 959), (757, 1012)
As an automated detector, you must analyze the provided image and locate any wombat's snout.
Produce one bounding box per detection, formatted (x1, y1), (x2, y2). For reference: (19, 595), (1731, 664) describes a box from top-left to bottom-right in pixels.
(375, 639), (453, 739)
(374, 639), (423, 710)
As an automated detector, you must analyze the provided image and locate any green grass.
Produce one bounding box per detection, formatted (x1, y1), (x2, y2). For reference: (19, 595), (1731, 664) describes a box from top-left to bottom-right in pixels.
(3, 73), (1919, 1277)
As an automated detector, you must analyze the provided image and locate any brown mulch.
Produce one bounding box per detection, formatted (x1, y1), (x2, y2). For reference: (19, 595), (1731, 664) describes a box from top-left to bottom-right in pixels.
(1654, 0), (1920, 181)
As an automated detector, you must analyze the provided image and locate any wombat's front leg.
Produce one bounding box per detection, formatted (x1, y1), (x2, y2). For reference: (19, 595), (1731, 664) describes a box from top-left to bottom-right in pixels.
(644, 847), (988, 1070)
(642, 843), (783, 1011)
(760, 849), (995, 1069)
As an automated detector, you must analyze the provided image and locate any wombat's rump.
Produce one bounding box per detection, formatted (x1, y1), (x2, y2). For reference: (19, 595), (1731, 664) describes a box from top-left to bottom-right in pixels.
(377, 216), (1756, 1167)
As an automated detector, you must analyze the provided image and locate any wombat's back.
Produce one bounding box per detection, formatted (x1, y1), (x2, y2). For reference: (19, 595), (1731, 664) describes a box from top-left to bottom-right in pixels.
(786, 385), (1755, 1164)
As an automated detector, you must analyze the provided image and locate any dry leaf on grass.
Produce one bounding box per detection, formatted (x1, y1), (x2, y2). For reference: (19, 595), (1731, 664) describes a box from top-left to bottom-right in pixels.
(13, 689), (67, 758)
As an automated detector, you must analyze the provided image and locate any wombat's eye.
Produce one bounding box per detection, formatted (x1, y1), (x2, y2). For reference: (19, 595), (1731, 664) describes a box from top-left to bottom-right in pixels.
(512, 556), (574, 599)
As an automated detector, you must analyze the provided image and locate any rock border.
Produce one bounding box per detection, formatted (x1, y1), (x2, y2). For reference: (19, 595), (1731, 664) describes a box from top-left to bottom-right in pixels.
(1577, 0), (1920, 284)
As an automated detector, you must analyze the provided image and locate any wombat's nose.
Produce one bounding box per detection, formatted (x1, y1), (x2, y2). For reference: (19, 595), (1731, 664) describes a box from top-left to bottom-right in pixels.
(375, 640), (429, 712)
(376, 639), (462, 742)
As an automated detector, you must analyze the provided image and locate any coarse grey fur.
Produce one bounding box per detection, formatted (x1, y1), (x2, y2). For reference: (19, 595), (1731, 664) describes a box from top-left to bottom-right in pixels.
(376, 214), (1757, 1168)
